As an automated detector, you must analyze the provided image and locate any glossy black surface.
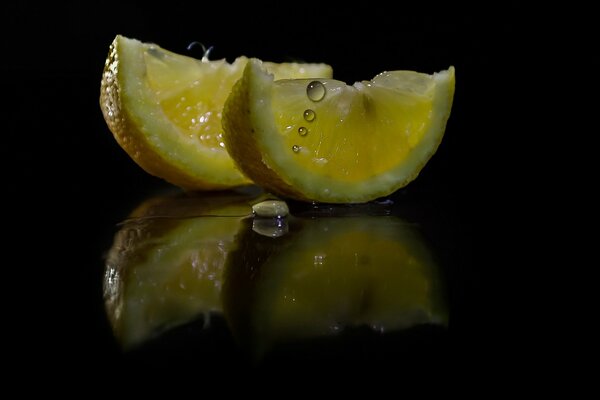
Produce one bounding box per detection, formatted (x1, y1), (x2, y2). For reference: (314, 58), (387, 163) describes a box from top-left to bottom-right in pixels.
(103, 189), (448, 359)
(4, 4), (527, 381)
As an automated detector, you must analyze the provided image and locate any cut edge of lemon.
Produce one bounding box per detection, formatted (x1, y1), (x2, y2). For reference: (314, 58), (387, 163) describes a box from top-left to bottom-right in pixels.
(101, 35), (252, 190)
(223, 59), (455, 203)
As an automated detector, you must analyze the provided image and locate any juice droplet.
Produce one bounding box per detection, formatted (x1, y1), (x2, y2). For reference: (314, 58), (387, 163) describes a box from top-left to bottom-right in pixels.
(303, 109), (316, 122)
(298, 127), (308, 136)
(292, 145), (301, 153)
(147, 46), (164, 59)
(307, 81), (326, 102)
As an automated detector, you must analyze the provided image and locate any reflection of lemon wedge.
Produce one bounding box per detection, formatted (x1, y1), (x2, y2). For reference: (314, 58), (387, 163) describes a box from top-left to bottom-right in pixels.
(100, 36), (332, 190)
(222, 59), (455, 202)
(223, 216), (446, 356)
(104, 194), (446, 355)
(103, 190), (258, 348)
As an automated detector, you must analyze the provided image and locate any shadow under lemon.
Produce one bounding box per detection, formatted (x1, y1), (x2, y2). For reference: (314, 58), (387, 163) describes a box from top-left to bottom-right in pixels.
(103, 188), (448, 359)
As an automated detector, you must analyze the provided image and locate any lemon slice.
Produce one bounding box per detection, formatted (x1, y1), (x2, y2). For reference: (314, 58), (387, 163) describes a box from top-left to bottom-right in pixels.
(100, 36), (332, 190)
(222, 59), (455, 202)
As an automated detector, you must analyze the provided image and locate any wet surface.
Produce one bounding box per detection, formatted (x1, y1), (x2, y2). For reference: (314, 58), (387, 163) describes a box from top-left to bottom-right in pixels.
(81, 183), (477, 375)
(103, 189), (448, 361)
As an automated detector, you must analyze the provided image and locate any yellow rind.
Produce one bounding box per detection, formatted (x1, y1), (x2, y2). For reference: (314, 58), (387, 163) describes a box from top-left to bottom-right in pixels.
(101, 35), (249, 190)
(223, 68), (306, 199)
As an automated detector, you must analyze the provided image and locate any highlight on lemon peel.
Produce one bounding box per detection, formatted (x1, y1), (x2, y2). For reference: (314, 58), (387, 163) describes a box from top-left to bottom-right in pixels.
(222, 59), (455, 203)
(100, 35), (333, 190)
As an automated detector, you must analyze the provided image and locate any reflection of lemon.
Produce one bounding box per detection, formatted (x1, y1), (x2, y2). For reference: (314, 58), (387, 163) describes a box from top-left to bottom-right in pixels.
(104, 194), (446, 355)
(223, 216), (446, 356)
(222, 59), (455, 202)
(100, 36), (332, 190)
(103, 190), (258, 348)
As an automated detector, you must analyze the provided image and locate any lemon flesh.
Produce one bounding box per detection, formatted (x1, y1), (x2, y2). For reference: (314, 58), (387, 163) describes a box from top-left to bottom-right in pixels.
(100, 36), (332, 190)
(223, 59), (455, 202)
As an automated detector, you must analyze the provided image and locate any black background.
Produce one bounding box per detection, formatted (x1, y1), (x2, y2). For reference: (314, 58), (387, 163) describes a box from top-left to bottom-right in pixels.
(2, 2), (536, 385)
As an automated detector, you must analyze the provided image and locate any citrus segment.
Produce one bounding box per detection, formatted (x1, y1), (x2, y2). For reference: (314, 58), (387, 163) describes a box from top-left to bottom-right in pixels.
(100, 36), (332, 190)
(222, 59), (454, 202)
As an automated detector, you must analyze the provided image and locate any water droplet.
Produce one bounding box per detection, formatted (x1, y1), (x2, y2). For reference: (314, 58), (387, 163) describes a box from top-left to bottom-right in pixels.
(307, 81), (326, 102)
(292, 145), (301, 153)
(298, 127), (308, 136)
(147, 46), (163, 59)
(303, 109), (316, 122)
(314, 254), (326, 266)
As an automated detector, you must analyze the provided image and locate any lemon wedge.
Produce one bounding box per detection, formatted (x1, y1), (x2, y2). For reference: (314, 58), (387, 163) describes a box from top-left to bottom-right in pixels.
(100, 36), (332, 190)
(222, 59), (454, 202)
